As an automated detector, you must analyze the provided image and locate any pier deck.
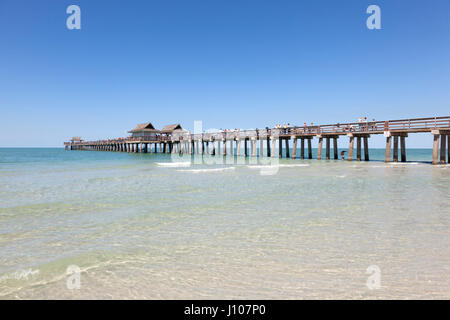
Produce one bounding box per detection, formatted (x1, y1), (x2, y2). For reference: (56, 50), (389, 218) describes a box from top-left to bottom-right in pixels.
(65, 116), (450, 164)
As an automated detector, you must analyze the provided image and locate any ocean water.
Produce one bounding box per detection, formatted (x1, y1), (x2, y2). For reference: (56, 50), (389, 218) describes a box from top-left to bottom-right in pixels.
(0, 148), (449, 299)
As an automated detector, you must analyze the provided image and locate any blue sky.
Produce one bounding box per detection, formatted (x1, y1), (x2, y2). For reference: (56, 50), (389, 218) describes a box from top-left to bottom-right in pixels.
(0, 0), (449, 147)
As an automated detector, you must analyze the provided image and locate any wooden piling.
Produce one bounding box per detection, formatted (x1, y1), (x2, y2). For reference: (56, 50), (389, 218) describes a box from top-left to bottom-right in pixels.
(308, 138), (312, 159)
(333, 137), (338, 160)
(348, 136), (354, 161)
(385, 136), (391, 162)
(393, 136), (399, 162)
(317, 137), (323, 160)
(400, 136), (406, 162)
(325, 137), (330, 160)
(356, 137), (361, 161)
(279, 138), (283, 158)
(251, 138), (257, 157)
(285, 138), (290, 158)
(432, 133), (439, 165)
(259, 137), (264, 157)
(244, 138), (248, 157)
(300, 138), (305, 159)
(440, 134), (446, 164)
(363, 136), (369, 161)
(271, 137), (276, 158)
(292, 137), (297, 159)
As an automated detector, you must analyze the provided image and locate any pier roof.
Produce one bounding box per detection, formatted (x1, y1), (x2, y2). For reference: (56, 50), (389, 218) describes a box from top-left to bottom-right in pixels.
(128, 122), (158, 133)
(161, 124), (182, 133)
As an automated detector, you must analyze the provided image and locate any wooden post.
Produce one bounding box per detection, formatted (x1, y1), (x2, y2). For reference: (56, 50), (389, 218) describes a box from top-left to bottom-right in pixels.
(333, 137), (338, 160)
(363, 136), (369, 161)
(244, 138), (248, 157)
(237, 139), (241, 156)
(267, 137), (271, 157)
(279, 138), (283, 158)
(271, 138), (276, 158)
(317, 137), (323, 160)
(285, 138), (290, 158)
(448, 135), (450, 164)
(393, 136), (399, 162)
(292, 137), (297, 159)
(300, 138), (305, 159)
(432, 133), (439, 165)
(230, 140), (234, 156)
(440, 134), (446, 164)
(325, 137), (330, 160)
(308, 138), (312, 159)
(400, 136), (406, 162)
(356, 137), (361, 161)
(251, 138), (257, 157)
(259, 137), (264, 157)
(211, 140), (215, 156)
(223, 140), (227, 156)
(385, 136), (392, 162)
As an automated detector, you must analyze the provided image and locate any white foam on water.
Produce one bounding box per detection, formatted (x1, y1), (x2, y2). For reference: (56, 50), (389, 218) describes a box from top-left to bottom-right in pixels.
(247, 164), (309, 169)
(177, 167), (235, 173)
(156, 162), (191, 168)
(389, 162), (421, 165)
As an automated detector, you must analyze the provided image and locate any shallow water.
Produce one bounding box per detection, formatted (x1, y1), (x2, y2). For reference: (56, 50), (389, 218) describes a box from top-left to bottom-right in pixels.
(0, 148), (449, 299)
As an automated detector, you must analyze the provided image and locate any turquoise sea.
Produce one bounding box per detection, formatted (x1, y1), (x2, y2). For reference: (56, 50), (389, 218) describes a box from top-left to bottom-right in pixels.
(0, 148), (449, 299)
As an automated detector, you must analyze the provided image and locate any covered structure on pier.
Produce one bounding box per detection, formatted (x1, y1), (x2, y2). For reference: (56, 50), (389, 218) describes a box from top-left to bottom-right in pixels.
(128, 122), (159, 140)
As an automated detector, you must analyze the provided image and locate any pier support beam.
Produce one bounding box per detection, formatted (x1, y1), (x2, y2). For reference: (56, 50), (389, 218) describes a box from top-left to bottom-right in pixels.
(267, 137), (271, 157)
(432, 133), (440, 165)
(393, 136), (399, 162)
(325, 137), (330, 160)
(300, 138), (305, 159)
(244, 138), (248, 157)
(259, 137), (264, 157)
(236, 139), (241, 156)
(385, 136), (392, 162)
(400, 136), (406, 162)
(278, 138), (283, 158)
(333, 137), (338, 160)
(363, 136), (369, 161)
(308, 138), (312, 159)
(440, 134), (447, 164)
(356, 137), (362, 161)
(251, 138), (257, 157)
(317, 136), (323, 160)
(210, 140), (215, 156)
(271, 137), (276, 158)
(291, 137), (297, 159)
(285, 138), (290, 158)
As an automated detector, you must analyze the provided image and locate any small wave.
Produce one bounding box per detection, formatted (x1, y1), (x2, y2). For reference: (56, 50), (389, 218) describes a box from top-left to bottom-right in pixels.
(177, 167), (235, 173)
(247, 164), (309, 169)
(389, 162), (420, 165)
(156, 162), (191, 168)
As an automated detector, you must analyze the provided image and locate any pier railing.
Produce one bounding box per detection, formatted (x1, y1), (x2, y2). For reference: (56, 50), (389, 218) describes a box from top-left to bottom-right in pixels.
(283, 116), (450, 136)
(65, 116), (450, 146)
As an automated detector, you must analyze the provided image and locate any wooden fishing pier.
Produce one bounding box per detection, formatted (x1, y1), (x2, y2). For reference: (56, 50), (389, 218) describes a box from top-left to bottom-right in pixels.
(64, 116), (450, 165)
